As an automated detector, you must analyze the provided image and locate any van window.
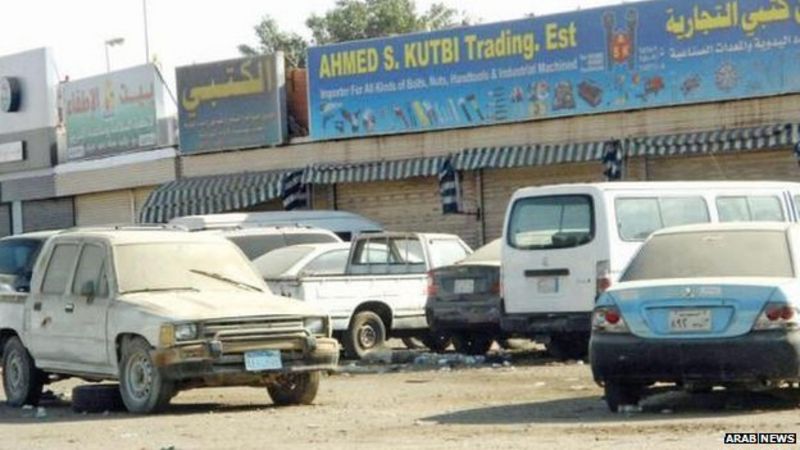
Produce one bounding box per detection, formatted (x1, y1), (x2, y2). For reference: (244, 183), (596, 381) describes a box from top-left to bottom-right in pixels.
(616, 197), (709, 241)
(508, 195), (593, 250)
(716, 196), (784, 222)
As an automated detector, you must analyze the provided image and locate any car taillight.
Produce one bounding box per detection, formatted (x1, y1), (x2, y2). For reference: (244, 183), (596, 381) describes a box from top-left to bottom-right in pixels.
(426, 271), (438, 297)
(596, 260), (612, 295)
(592, 306), (629, 333)
(754, 303), (799, 330)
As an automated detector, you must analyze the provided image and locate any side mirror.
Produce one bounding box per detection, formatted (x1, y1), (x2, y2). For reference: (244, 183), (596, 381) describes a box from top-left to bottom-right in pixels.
(81, 281), (96, 298)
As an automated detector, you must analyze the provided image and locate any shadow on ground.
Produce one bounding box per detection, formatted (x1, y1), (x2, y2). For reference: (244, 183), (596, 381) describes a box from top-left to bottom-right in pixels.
(424, 389), (800, 425)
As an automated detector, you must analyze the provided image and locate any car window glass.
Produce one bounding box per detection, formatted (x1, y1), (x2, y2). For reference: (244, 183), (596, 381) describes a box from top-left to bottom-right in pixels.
(42, 244), (79, 295)
(616, 197), (709, 241)
(717, 196), (784, 222)
(354, 239), (389, 264)
(303, 250), (349, 275)
(253, 246), (316, 278)
(72, 244), (107, 296)
(227, 235), (287, 260)
(508, 195), (593, 249)
(0, 239), (40, 275)
(389, 238), (425, 264)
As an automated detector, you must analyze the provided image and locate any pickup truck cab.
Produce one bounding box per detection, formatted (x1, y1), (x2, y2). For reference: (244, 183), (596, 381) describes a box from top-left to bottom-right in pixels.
(265, 232), (471, 358)
(0, 227), (339, 414)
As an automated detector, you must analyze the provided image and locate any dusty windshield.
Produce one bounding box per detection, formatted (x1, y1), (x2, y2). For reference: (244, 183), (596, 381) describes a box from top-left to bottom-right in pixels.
(621, 230), (794, 281)
(115, 242), (267, 293)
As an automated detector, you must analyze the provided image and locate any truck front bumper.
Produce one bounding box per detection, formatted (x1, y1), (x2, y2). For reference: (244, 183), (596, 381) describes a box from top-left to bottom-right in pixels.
(590, 330), (800, 385)
(153, 336), (339, 384)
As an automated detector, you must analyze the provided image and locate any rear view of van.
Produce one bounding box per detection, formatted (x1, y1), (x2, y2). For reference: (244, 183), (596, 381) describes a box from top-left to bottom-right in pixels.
(500, 181), (800, 359)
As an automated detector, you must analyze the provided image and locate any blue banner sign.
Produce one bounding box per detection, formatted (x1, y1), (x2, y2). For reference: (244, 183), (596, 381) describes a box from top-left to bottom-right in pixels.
(177, 54), (286, 154)
(308, 0), (800, 141)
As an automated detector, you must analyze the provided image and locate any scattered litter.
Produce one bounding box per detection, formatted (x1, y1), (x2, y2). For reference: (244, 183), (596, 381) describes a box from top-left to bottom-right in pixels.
(35, 407), (46, 419)
(661, 409), (673, 414)
(569, 385), (589, 391)
(502, 361), (511, 367)
(618, 404), (643, 414)
(576, 360), (585, 365)
(414, 420), (434, 427)
(120, 433), (138, 439)
(533, 381), (546, 388)
(22, 405), (33, 410)
(160, 446), (176, 450)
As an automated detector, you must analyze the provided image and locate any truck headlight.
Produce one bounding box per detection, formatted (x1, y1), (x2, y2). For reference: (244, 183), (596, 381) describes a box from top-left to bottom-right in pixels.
(303, 317), (326, 335)
(174, 323), (198, 341)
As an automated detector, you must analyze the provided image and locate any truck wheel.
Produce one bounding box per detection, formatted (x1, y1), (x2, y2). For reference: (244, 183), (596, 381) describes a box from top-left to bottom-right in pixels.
(267, 371), (320, 406)
(344, 311), (386, 359)
(72, 384), (126, 413)
(452, 333), (493, 355)
(546, 334), (589, 360)
(119, 337), (174, 414)
(2, 336), (43, 407)
(422, 331), (452, 353)
(603, 381), (643, 413)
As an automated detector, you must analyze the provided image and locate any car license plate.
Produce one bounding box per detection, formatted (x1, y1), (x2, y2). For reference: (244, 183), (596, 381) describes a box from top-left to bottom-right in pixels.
(537, 277), (559, 294)
(669, 309), (712, 333)
(244, 350), (282, 372)
(454, 279), (475, 294)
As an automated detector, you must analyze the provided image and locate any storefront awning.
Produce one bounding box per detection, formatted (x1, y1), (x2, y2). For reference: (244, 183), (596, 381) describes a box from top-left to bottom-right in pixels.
(626, 123), (797, 157)
(454, 142), (607, 171)
(138, 170), (288, 223)
(304, 156), (446, 184)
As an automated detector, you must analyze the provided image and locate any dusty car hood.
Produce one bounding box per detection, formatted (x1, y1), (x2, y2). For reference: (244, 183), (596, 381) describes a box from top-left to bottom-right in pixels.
(118, 290), (322, 321)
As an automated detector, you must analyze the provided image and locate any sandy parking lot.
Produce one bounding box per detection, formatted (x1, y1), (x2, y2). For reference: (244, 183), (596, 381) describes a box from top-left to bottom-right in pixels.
(1, 347), (799, 450)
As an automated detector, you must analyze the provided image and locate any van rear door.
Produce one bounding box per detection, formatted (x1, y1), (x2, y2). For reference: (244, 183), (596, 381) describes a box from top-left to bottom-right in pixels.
(503, 194), (600, 315)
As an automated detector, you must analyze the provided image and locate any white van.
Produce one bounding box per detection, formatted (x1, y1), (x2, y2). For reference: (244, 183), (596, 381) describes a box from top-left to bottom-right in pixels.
(501, 181), (800, 359)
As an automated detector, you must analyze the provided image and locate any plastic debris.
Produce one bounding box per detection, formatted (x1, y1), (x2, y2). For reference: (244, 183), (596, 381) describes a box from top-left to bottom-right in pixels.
(35, 407), (46, 419)
(618, 404), (643, 414)
(22, 405), (33, 410)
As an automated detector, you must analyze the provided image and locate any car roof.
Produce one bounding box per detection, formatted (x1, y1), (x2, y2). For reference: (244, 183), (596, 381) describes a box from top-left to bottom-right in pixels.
(0, 230), (59, 241)
(199, 226), (338, 238)
(513, 181), (800, 197)
(458, 239), (501, 264)
(650, 222), (793, 236)
(52, 229), (230, 245)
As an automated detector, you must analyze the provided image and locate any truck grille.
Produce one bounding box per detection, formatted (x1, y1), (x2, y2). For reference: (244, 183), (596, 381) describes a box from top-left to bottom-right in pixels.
(201, 316), (305, 344)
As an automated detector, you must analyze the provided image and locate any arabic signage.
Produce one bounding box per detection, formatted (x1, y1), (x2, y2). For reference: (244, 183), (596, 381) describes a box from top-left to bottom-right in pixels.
(308, 0), (800, 141)
(177, 54), (287, 153)
(64, 64), (162, 160)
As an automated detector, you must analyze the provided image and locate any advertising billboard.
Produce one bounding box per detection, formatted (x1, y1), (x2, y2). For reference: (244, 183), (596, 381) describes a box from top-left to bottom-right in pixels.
(308, 0), (800, 140)
(177, 54), (287, 153)
(63, 64), (163, 160)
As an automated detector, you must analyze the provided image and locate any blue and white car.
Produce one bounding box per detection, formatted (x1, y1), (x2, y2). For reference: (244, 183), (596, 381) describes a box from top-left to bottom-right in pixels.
(590, 222), (800, 412)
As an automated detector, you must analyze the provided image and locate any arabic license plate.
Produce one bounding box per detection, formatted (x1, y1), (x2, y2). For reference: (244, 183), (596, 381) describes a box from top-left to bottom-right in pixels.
(244, 350), (282, 372)
(669, 309), (712, 333)
(453, 279), (475, 294)
(537, 277), (559, 294)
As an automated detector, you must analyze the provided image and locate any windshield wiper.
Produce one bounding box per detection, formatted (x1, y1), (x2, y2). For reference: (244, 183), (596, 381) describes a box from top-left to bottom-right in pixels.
(122, 287), (200, 295)
(189, 269), (263, 292)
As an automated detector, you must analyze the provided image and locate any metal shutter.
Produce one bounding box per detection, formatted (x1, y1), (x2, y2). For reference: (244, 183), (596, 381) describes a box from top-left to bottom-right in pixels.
(75, 191), (133, 226)
(23, 198), (75, 232)
(0, 204), (11, 237)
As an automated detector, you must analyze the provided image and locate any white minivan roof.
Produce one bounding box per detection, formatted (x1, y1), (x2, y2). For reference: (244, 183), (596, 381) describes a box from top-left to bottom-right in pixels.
(169, 210), (383, 234)
(512, 181), (800, 198)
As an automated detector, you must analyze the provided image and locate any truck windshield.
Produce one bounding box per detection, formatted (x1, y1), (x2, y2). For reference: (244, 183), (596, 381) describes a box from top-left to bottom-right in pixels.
(115, 242), (268, 293)
(621, 230), (794, 281)
(507, 195), (593, 250)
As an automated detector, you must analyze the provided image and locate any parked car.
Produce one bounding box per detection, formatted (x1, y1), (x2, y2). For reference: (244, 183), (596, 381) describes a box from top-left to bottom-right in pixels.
(268, 232), (472, 358)
(255, 243), (352, 282)
(169, 210), (383, 241)
(591, 222), (800, 412)
(0, 226), (339, 414)
(200, 225), (342, 260)
(502, 181), (800, 360)
(425, 239), (502, 354)
(0, 231), (57, 293)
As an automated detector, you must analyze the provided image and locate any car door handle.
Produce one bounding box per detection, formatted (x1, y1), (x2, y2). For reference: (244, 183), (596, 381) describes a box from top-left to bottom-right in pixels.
(33, 302), (42, 312)
(65, 303), (75, 313)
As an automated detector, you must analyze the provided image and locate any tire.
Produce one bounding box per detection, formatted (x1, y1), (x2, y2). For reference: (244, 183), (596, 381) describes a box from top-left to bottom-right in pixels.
(71, 384), (126, 413)
(451, 333), (493, 356)
(2, 337), (43, 407)
(344, 311), (386, 359)
(422, 331), (452, 353)
(118, 337), (174, 414)
(545, 334), (589, 360)
(267, 371), (321, 406)
(604, 381), (642, 413)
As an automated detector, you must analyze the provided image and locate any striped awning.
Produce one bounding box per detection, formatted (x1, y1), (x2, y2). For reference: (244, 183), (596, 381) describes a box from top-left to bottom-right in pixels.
(626, 123), (798, 157)
(454, 142), (608, 171)
(138, 170), (289, 223)
(305, 156), (446, 184)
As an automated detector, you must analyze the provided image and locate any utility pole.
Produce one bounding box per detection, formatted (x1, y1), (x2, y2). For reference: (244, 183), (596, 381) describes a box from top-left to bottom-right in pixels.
(143, 0), (151, 63)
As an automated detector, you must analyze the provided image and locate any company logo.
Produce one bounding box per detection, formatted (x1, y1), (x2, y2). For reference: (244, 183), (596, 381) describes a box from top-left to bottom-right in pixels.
(0, 77), (21, 113)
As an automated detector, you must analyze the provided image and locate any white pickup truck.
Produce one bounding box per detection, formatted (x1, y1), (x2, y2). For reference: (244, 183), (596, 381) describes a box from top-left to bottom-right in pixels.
(0, 227), (339, 414)
(264, 232), (472, 358)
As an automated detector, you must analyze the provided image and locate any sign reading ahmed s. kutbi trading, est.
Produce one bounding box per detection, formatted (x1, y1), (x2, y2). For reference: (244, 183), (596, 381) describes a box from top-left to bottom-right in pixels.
(307, 0), (800, 141)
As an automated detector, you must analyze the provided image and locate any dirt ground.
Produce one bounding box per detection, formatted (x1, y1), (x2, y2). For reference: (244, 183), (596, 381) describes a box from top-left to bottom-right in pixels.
(1, 344), (799, 450)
